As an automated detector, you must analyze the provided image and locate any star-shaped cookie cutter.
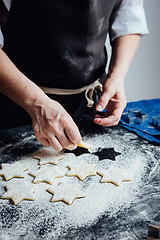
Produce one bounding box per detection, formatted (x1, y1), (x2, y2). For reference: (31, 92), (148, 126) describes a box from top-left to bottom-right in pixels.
(152, 116), (160, 130)
(122, 109), (148, 125)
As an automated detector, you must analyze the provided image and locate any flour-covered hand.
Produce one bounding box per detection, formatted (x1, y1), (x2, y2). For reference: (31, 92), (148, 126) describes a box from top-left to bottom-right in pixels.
(28, 96), (81, 151)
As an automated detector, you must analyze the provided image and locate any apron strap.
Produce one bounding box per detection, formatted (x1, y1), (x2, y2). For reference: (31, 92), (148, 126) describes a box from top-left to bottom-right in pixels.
(0, 0), (9, 33)
(39, 79), (103, 108)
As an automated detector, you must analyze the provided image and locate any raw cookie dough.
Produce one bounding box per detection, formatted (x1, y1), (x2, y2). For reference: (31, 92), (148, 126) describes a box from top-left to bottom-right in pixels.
(33, 148), (65, 165)
(0, 162), (29, 181)
(97, 166), (131, 186)
(1, 179), (37, 205)
(66, 161), (96, 180)
(77, 140), (92, 149)
(47, 179), (86, 205)
(29, 165), (67, 184)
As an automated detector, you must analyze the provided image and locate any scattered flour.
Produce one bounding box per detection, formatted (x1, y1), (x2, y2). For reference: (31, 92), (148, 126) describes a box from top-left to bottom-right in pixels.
(0, 132), (150, 239)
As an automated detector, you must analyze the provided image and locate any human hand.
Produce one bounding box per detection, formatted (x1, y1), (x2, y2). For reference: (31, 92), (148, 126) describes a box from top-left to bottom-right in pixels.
(94, 74), (126, 127)
(28, 96), (82, 151)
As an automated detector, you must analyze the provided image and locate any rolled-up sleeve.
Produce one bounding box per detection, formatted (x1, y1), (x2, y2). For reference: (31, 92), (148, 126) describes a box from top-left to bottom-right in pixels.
(109, 0), (149, 42)
(0, 27), (4, 48)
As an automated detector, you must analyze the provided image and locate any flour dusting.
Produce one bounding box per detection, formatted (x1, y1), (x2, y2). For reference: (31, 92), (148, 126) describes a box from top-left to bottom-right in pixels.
(0, 130), (153, 239)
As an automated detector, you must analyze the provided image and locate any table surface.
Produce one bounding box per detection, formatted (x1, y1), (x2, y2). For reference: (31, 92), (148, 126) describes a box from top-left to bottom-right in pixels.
(0, 123), (159, 240)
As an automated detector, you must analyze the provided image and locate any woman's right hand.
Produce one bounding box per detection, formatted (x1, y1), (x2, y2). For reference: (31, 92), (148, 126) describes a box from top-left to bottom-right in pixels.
(28, 95), (82, 152)
(0, 49), (81, 150)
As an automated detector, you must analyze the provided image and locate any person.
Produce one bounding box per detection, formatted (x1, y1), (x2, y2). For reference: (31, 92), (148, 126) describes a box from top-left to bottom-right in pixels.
(0, 0), (148, 151)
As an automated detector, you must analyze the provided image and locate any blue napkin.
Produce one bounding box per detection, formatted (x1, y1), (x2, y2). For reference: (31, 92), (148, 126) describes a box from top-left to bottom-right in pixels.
(119, 99), (160, 145)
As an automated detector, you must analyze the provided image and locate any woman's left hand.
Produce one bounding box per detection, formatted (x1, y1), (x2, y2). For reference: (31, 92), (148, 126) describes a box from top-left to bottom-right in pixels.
(94, 74), (126, 127)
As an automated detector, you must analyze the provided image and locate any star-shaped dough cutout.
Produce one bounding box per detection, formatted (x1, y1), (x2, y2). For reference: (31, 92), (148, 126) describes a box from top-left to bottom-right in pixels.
(66, 161), (96, 180)
(0, 162), (29, 181)
(47, 179), (85, 205)
(33, 148), (65, 165)
(29, 165), (67, 184)
(1, 179), (37, 205)
(97, 166), (131, 186)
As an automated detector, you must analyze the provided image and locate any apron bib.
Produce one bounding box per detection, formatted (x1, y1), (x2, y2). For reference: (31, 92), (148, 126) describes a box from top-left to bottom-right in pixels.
(1, 0), (116, 128)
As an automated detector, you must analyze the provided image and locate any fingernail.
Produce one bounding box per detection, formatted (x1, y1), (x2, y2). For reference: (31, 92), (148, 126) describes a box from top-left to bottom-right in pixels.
(96, 104), (103, 111)
(94, 119), (100, 125)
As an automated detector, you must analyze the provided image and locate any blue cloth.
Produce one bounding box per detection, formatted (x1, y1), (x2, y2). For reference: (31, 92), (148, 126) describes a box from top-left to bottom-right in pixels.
(119, 99), (160, 145)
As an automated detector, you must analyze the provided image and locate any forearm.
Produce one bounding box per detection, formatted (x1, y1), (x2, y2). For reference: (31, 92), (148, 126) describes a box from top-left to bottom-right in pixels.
(0, 48), (81, 150)
(108, 34), (140, 79)
(95, 34), (140, 126)
(0, 48), (47, 114)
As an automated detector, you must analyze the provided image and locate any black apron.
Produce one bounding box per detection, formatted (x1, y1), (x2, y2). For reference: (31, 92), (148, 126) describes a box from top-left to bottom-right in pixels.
(0, 0), (116, 129)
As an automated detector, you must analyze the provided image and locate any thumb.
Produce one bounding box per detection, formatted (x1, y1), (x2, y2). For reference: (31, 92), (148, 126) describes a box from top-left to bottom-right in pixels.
(96, 89), (113, 111)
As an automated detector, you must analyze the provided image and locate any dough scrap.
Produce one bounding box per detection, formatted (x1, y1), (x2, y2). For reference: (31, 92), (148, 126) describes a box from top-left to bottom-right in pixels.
(29, 165), (67, 184)
(77, 140), (92, 149)
(33, 148), (65, 165)
(1, 179), (37, 205)
(47, 179), (86, 205)
(66, 161), (96, 180)
(0, 162), (29, 181)
(97, 166), (131, 186)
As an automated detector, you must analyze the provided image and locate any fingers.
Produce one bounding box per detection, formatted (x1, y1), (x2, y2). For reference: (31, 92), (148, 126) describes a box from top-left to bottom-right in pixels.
(31, 98), (81, 151)
(33, 115), (81, 152)
(35, 130), (76, 152)
(96, 87), (114, 112)
(54, 131), (77, 151)
(37, 137), (50, 148)
(58, 114), (81, 149)
(64, 122), (82, 145)
(33, 125), (50, 148)
(94, 101), (126, 127)
(94, 115), (119, 127)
